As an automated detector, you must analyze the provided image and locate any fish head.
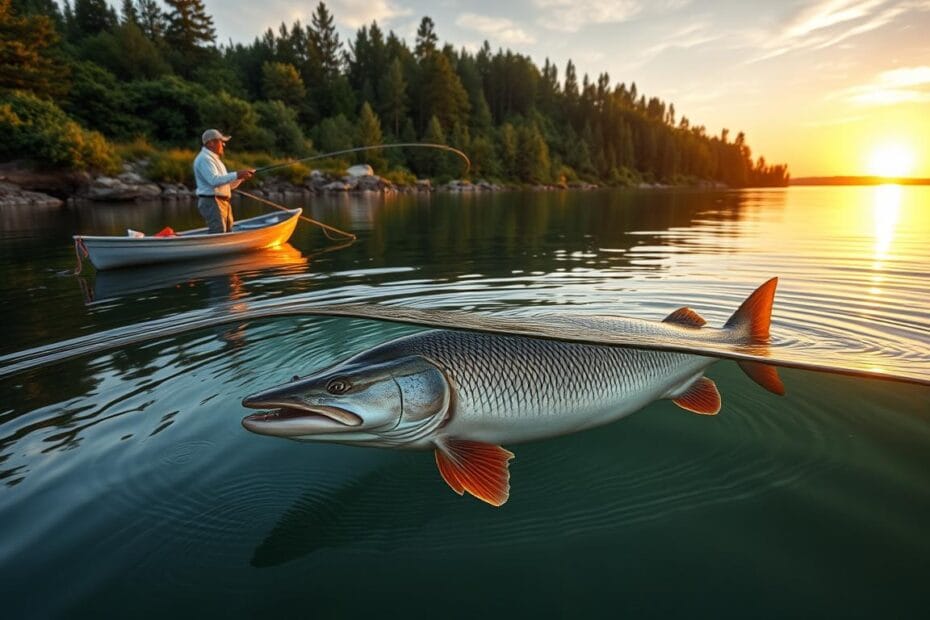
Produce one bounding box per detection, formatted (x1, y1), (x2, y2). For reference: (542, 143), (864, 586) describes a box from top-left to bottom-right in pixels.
(241, 355), (450, 443)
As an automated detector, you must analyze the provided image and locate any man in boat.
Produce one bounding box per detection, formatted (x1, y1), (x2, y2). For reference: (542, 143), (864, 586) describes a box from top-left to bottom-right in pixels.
(193, 129), (255, 233)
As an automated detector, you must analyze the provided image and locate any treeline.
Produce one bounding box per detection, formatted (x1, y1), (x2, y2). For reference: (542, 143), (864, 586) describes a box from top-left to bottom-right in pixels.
(1, 0), (789, 186)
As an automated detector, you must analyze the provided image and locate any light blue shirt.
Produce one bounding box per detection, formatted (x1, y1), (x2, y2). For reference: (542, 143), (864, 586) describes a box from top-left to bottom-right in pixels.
(193, 147), (241, 197)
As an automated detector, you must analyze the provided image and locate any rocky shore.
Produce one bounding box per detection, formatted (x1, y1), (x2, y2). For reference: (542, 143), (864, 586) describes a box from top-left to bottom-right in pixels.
(0, 161), (603, 206)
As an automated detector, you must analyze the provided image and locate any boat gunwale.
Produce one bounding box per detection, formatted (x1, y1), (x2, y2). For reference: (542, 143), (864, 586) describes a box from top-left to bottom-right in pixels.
(72, 208), (303, 242)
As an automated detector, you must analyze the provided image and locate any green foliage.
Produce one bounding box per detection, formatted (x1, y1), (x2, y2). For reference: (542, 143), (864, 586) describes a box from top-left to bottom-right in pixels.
(61, 61), (143, 138)
(261, 61), (305, 107)
(515, 123), (551, 184)
(125, 75), (206, 143)
(2, 0), (787, 185)
(72, 0), (117, 38)
(164, 0), (215, 56)
(0, 0), (67, 97)
(114, 135), (157, 161)
(314, 114), (353, 154)
(199, 90), (274, 151)
(78, 21), (170, 80)
(381, 167), (416, 186)
(355, 102), (385, 170)
(415, 115), (449, 176)
(0, 90), (118, 172)
(254, 100), (311, 156)
(145, 147), (195, 184)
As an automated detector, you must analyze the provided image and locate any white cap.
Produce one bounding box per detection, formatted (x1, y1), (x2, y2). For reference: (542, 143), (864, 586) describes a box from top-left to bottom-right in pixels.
(202, 129), (231, 144)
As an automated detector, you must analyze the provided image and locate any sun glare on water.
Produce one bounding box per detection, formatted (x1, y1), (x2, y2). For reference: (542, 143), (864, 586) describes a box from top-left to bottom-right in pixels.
(867, 143), (916, 178)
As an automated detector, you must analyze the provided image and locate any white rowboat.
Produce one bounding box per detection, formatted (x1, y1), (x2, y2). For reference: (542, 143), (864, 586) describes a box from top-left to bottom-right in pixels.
(74, 209), (302, 270)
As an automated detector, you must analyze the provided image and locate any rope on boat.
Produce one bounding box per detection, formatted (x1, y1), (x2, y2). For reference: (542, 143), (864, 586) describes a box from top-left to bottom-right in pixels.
(73, 237), (89, 275)
(234, 189), (356, 241)
(252, 143), (471, 176)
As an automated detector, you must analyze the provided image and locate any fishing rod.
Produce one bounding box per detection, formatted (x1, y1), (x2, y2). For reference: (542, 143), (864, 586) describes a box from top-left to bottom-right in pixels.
(251, 143), (471, 176)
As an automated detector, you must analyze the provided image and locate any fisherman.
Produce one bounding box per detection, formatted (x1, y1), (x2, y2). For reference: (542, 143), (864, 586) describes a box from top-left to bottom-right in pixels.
(193, 129), (255, 233)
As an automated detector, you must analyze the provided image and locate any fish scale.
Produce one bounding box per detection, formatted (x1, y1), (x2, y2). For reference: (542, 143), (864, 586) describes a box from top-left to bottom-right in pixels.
(368, 329), (710, 443)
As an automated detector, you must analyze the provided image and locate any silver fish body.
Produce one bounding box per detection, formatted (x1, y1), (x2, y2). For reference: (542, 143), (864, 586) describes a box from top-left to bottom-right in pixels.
(242, 278), (782, 505)
(348, 329), (714, 447)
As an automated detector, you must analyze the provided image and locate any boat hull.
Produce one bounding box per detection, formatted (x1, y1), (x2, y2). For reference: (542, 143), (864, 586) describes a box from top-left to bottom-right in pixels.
(75, 209), (302, 270)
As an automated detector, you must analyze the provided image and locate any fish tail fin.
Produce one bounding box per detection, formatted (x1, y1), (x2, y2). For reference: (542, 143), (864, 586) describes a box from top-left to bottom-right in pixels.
(724, 278), (785, 395)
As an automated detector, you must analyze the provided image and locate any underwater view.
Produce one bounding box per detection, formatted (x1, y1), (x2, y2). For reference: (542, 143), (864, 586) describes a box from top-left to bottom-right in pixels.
(1, 186), (928, 617)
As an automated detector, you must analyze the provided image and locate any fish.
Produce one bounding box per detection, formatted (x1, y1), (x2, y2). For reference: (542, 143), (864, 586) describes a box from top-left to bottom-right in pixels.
(242, 278), (784, 507)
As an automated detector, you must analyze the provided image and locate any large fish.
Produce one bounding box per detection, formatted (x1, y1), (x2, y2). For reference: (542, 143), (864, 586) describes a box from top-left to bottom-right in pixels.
(242, 278), (784, 506)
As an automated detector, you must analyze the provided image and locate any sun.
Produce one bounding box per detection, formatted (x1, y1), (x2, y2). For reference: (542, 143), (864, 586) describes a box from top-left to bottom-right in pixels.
(867, 143), (916, 178)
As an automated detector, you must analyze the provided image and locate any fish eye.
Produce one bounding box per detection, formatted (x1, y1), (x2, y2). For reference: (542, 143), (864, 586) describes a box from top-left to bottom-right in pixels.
(326, 379), (352, 395)
(291, 375), (300, 382)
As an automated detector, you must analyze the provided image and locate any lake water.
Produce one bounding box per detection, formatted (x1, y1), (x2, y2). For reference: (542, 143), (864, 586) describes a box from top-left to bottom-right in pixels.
(1, 186), (928, 617)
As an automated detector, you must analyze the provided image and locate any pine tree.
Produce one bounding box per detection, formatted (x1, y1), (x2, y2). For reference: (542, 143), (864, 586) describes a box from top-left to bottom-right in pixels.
(261, 61), (306, 107)
(356, 101), (385, 170)
(164, 0), (215, 55)
(0, 0), (66, 96)
(308, 2), (342, 78)
(414, 17), (437, 60)
(73, 0), (116, 37)
(379, 57), (407, 137)
(136, 0), (165, 40)
(120, 0), (137, 24)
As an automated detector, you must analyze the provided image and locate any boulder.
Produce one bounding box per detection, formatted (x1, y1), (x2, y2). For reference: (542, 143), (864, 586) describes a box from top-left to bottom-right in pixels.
(0, 181), (63, 207)
(347, 164), (374, 177)
(415, 179), (432, 192)
(86, 176), (162, 201)
(323, 181), (349, 192)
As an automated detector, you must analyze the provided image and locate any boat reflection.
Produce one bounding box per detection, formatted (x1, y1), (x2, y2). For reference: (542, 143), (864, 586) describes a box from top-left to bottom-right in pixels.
(80, 243), (309, 304)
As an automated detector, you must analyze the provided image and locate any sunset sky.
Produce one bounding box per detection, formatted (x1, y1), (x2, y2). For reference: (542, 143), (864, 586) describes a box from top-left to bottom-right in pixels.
(196, 0), (930, 177)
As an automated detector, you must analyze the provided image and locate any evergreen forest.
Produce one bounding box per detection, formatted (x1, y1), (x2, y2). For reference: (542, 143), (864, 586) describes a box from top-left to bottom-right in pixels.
(1, 0), (790, 187)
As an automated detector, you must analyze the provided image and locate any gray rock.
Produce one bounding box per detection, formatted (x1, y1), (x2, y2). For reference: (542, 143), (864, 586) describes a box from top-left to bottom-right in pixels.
(323, 181), (349, 192)
(86, 176), (162, 201)
(347, 164), (374, 177)
(0, 181), (63, 207)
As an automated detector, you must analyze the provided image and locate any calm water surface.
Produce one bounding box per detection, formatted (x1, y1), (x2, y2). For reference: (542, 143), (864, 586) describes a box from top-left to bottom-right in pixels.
(1, 187), (928, 617)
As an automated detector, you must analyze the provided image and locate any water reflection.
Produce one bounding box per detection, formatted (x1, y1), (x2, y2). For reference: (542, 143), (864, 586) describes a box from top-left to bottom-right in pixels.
(870, 184), (901, 296)
(82, 243), (307, 304)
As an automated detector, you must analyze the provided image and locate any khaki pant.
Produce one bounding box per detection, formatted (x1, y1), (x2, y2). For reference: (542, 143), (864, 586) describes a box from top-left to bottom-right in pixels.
(197, 196), (234, 233)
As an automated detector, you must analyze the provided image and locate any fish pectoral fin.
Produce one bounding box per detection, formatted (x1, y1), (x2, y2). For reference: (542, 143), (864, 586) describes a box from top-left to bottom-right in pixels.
(662, 306), (707, 328)
(434, 440), (515, 507)
(672, 377), (721, 415)
(737, 361), (786, 395)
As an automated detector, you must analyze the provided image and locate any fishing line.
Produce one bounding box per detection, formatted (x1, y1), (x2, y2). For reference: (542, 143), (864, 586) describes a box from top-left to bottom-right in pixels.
(251, 143), (471, 176)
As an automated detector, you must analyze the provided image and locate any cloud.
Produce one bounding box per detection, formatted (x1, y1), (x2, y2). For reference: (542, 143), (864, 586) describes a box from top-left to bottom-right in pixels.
(748, 0), (928, 63)
(839, 65), (930, 105)
(455, 13), (536, 44)
(533, 0), (643, 33)
(330, 0), (413, 29)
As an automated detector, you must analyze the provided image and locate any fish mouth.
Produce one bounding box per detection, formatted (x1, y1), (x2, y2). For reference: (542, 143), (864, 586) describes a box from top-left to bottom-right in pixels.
(241, 398), (363, 437)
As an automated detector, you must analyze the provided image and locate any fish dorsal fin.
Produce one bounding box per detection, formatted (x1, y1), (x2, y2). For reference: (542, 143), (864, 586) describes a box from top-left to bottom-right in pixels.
(435, 440), (514, 507)
(672, 377), (721, 415)
(663, 307), (706, 328)
(737, 361), (786, 395)
(724, 277), (778, 343)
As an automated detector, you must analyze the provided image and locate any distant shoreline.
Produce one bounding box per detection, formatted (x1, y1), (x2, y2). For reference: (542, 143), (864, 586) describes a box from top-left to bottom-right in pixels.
(790, 176), (930, 186)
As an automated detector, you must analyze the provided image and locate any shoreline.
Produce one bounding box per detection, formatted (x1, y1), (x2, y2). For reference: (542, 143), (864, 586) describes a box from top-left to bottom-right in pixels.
(0, 161), (739, 207)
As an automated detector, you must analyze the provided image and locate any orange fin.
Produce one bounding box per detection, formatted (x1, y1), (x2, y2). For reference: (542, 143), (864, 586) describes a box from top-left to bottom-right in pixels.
(724, 277), (778, 343)
(663, 307), (706, 328)
(738, 361), (786, 395)
(435, 440), (514, 507)
(672, 377), (721, 415)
